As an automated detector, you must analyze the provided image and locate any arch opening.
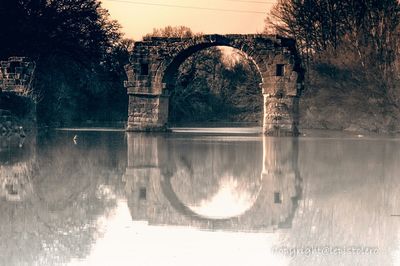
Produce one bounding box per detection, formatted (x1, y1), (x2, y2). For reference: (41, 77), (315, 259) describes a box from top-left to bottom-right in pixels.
(161, 45), (264, 125)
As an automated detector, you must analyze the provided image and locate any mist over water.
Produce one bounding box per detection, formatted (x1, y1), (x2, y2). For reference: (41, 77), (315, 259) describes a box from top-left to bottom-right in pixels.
(1, 128), (399, 266)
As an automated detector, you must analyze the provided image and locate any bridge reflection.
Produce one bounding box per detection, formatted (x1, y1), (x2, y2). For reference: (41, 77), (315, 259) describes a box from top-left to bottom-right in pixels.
(124, 133), (302, 232)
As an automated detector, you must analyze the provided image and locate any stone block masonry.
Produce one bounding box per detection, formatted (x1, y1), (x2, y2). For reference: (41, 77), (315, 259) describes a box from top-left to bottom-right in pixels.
(0, 57), (36, 146)
(124, 34), (304, 136)
(0, 57), (35, 95)
(127, 95), (169, 131)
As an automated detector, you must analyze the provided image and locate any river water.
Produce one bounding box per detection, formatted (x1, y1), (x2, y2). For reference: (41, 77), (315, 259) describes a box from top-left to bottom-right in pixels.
(1, 128), (400, 266)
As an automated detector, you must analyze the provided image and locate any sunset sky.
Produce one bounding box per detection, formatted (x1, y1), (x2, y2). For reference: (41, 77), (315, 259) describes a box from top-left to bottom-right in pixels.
(101, 0), (276, 40)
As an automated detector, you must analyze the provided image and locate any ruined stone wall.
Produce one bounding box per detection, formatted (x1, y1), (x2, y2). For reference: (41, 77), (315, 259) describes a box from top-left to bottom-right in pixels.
(0, 57), (35, 94)
(0, 57), (36, 145)
(125, 34), (304, 135)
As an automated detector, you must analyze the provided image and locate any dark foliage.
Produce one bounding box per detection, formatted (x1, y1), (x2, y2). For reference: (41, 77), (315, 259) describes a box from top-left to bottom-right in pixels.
(266, 0), (400, 67)
(266, 0), (400, 132)
(0, 92), (34, 118)
(171, 47), (263, 123)
(0, 0), (130, 126)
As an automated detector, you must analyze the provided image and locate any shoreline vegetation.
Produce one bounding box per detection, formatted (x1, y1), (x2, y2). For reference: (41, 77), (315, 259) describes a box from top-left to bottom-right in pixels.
(0, 0), (399, 134)
(266, 0), (400, 134)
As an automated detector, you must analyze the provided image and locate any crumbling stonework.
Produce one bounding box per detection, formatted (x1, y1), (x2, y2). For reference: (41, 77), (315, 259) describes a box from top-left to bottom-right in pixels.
(0, 57), (36, 145)
(124, 34), (304, 135)
(0, 57), (35, 95)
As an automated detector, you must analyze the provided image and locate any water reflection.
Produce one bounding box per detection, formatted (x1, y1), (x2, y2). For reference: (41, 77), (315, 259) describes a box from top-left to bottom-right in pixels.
(124, 133), (301, 232)
(0, 135), (35, 202)
(1, 130), (400, 265)
(0, 131), (126, 266)
(281, 138), (400, 266)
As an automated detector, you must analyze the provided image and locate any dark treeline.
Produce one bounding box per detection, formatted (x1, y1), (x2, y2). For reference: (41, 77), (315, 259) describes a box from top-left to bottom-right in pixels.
(172, 46), (263, 123)
(266, 0), (399, 66)
(0, 0), (132, 126)
(146, 26), (263, 124)
(266, 0), (400, 132)
(3, 0), (397, 130)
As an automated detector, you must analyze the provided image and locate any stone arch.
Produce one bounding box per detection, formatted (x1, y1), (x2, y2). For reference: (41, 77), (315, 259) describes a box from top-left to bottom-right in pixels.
(158, 40), (263, 91)
(124, 34), (304, 136)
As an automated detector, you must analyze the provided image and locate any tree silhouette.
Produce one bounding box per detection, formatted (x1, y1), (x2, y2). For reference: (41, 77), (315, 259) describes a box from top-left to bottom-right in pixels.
(0, 0), (131, 125)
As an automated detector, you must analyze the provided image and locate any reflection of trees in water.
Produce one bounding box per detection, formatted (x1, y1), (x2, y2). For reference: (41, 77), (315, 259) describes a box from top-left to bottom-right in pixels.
(281, 139), (400, 266)
(0, 161), (35, 201)
(0, 135), (36, 202)
(0, 131), (126, 266)
(166, 140), (263, 207)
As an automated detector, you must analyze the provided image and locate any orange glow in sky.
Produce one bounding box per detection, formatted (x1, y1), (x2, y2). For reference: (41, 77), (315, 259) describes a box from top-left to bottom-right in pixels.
(100, 0), (276, 40)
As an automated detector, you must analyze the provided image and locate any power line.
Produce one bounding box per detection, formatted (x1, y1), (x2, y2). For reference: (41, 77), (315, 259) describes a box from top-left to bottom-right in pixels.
(226, 0), (276, 4)
(103, 0), (268, 14)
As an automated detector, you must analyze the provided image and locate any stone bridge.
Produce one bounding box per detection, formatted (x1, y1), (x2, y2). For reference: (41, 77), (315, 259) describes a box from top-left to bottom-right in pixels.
(123, 134), (302, 232)
(124, 34), (304, 136)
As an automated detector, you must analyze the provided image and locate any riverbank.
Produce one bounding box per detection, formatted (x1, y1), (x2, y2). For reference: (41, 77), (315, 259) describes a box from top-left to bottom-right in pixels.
(299, 63), (400, 135)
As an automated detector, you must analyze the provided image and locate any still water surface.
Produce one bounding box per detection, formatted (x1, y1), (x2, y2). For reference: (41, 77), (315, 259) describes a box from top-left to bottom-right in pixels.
(1, 128), (400, 266)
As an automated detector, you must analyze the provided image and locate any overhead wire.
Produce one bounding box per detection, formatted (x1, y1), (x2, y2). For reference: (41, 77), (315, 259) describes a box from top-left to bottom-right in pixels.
(103, 0), (273, 14)
(225, 0), (276, 4)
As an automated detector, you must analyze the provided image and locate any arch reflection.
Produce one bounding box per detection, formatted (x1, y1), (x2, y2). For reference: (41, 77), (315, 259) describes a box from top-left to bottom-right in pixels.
(124, 132), (302, 232)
